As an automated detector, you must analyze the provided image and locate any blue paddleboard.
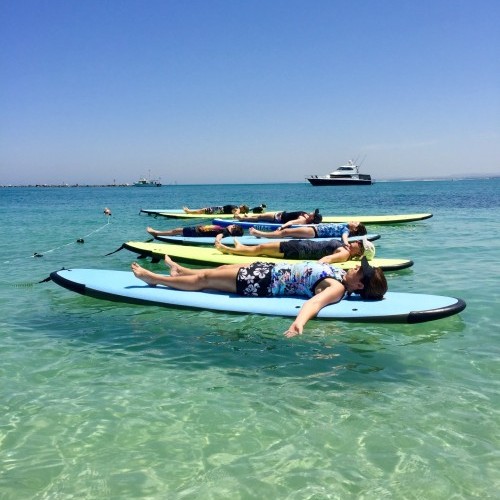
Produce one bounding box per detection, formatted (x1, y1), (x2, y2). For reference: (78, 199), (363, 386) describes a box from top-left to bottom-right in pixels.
(50, 269), (465, 323)
(213, 214), (433, 229)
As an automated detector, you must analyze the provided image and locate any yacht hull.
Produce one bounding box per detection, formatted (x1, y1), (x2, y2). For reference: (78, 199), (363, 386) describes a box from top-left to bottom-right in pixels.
(307, 176), (372, 186)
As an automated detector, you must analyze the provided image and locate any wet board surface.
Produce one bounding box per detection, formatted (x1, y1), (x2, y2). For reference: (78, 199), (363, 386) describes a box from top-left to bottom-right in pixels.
(121, 241), (413, 271)
(50, 268), (465, 323)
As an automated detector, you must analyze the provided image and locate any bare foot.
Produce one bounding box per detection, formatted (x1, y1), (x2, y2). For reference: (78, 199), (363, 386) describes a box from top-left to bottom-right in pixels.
(146, 227), (158, 237)
(233, 237), (245, 250)
(131, 262), (159, 286)
(214, 234), (225, 251)
(215, 236), (231, 255)
(182, 206), (190, 213)
(249, 227), (268, 238)
(164, 254), (182, 276)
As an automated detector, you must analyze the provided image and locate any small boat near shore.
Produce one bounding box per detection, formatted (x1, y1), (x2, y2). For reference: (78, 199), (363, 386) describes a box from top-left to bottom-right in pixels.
(134, 171), (162, 187)
(306, 161), (373, 186)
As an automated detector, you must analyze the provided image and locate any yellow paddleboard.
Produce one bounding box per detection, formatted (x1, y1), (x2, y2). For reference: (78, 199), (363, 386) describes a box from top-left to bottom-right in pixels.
(122, 241), (413, 271)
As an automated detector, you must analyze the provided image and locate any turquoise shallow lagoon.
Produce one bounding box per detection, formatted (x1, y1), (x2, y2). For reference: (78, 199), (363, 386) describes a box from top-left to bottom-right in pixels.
(1, 179), (499, 498)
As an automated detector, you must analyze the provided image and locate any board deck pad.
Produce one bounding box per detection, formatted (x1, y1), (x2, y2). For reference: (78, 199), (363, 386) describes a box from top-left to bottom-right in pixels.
(50, 268), (465, 324)
(120, 241), (413, 271)
(154, 233), (381, 246)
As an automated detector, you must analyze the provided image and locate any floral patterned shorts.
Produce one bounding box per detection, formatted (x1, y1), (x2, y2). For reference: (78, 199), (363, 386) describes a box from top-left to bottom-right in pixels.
(203, 206), (224, 214)
(236, 262), (274, 297)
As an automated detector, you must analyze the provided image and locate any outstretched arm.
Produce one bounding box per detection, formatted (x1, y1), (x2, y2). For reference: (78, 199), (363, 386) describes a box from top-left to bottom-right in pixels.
(278, 220), (295, 230)
(235, 214), (258, 221)
(279, 215), (307, 229)
(341, 230), (350, 247)
(284, 281), (344, 337)
(318, 247), (350, 264)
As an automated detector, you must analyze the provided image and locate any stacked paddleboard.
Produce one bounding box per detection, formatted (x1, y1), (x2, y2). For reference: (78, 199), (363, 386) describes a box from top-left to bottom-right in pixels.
(141, 209), (433, 224)
(48, 205), (466, 324)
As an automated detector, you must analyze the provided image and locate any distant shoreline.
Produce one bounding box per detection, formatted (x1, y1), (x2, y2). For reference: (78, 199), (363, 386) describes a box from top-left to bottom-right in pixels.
(1, 174), (499, 188)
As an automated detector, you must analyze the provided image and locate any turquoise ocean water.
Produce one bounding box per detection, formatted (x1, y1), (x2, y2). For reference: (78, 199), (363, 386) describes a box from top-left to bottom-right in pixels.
(1, 179), (499, 498)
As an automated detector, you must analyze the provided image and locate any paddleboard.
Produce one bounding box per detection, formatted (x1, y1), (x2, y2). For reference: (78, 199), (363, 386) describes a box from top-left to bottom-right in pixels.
(142, 209), (238, 219)
(142, 209), (279, 220)
(213, 213), (433, 227)
(322, 213), (432, 223)
(120, 241), (413, 271)
(49, 268), (466, 324)
(140, 208), (176, 216)
(154, 233), (381, 246)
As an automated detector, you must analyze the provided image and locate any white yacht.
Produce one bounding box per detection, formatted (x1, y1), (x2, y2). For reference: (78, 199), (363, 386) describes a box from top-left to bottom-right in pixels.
(306, 161), (372, 186)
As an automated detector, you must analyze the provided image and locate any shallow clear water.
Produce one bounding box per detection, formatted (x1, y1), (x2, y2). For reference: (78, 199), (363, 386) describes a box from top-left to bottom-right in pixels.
(1, 179), (499, 498)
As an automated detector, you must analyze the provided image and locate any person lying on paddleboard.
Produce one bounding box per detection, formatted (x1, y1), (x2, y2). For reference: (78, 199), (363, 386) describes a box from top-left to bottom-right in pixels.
(183, 204), (250, 215)
(131, 254), (387, 338)
(249, 221), (367, 247)
(236, 208), (323, 227)
(147, 224), (244, 238)
(215, 235), (375, 263)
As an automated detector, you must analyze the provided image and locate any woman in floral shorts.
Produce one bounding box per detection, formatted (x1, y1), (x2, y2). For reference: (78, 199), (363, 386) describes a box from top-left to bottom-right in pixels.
(131, 254), (387, 338)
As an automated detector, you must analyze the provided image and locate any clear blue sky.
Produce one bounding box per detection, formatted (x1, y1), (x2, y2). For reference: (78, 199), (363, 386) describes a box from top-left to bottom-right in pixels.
(1, 0), (499, 185)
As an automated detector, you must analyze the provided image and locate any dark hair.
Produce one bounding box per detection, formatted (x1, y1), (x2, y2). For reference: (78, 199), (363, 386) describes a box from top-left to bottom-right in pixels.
(251, 204), (266, 213)
(228, 225), (244, 236)
(359, 267), (387, 300)
(351, 223), (367, 236)
(312, 209), (322, 224)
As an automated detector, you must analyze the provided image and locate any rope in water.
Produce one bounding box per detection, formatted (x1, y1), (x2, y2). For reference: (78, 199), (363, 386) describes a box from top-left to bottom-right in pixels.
(32, 216), (113, 258)
(5, 216), (115, 286)
(2, 215), (114, 266)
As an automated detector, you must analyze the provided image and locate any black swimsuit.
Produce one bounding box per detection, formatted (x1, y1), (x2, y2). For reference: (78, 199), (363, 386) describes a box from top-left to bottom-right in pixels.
(279, 239), (343, 260)
(276, 211), (307, 223)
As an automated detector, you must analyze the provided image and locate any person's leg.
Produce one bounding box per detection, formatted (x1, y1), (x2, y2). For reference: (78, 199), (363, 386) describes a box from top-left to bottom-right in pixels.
(215, 236), (283, 257)
(215, 235), (259, 255)
(249, 227), (315, 238)
(163, 254), (242, 276)
(235, 214), (257, 221)
(147, 227), (183, 237)
(183, 206), (204, 214)
(249, 227), (281, 237)
(132, 260), (240, 292)
(236, 213), (275, 222)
